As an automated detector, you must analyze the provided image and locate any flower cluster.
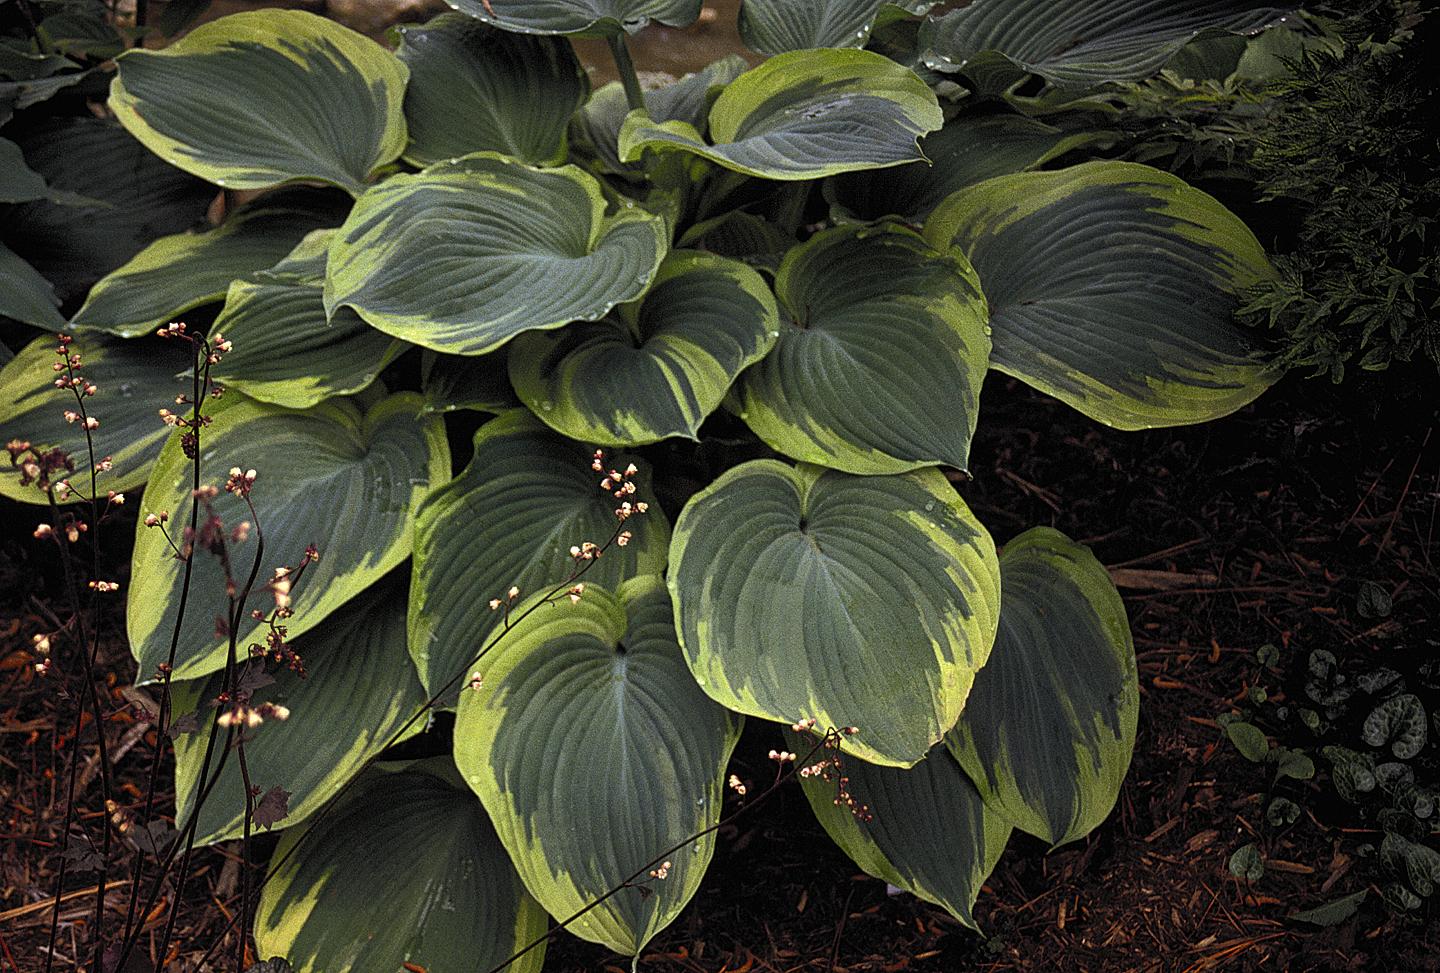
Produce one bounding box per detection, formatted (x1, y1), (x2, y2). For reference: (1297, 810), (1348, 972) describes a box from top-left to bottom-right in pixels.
(798, 727), (870, 823)
(155, 322), (229, 458)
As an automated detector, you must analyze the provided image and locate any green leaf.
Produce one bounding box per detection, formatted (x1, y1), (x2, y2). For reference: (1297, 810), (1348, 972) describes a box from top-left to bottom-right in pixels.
(325, 153), (668, 356)
(396, 13), (587, 167)
(0, 333), (190, 503)
(826, 112), (1112, 223)
(787, 737), (1009, 929)
(1274, 747), (1314, 782)
(619, 48), (942, 181)
(739, 1), (939, 55)
(209, 233), (405, 409)
(509, 250), (778, 445)
(1289, 889), (1367, 927)
(172, 571), (427, 843)
(70, 205), (337, 338)
(1229, 842), (1264, 881)
(1266, 796), (1300, 827)
(669, 459), (1000, 767)
(946, 527), (1137, 846)
(1381, 834), (1440, 898)
(925, 161), (1278, 430)
(254, 758), (547, 973)
(574, 55), (748, 174)
(0, 243), (64, 330)
(128, 393), (449, 680)
(109, 10), (409, 194)
(1, 118), (213, 302)
(1363, 694), (1428, 760)
(919, 0), (1291, 87)
(445, 0), (702, 37)
(454, 577), (741, 955)
(1226, 721), (1270, 762)
(0, 136), (48, 203)
(1357, 580), (1393, 619)
(736, 223), (988, 474)
(420, 350), (519, 415)
(409, 411), (670, 698)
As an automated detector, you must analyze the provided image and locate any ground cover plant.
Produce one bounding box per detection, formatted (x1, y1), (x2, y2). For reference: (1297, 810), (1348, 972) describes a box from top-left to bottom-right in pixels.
(2, 0), (1400, 969)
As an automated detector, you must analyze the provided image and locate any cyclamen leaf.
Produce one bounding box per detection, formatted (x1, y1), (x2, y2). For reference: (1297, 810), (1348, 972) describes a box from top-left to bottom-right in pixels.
(128, 393), (449, 680)
(926, 161), (1278, 430)
(946, 527), (1137, 846)
(1362, 694), (1428, 760)
(445, 0), (702, 37)
(669, 459), (1001, 767)
(254, 759), (547, 973)
(0, 333), (189, 503)
(737, 223), (989, 474)
(509, 250), (779, 445)
(325, 153), (668, 356)
(619, 48), (942, 181)
(109, 10), (409, 194)
(1227, 721), (1269, 762)
(454, 578), (741, 955)
(397, 14), (588, 167)
(409, 411), (671, 699)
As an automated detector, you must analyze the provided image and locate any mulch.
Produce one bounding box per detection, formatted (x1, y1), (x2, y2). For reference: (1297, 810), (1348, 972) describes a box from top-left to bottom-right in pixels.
(3, 365), (1437, 972)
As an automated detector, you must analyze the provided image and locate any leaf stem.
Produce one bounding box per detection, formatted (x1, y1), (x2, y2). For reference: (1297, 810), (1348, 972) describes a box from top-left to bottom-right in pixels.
(607, 33), (647, 114)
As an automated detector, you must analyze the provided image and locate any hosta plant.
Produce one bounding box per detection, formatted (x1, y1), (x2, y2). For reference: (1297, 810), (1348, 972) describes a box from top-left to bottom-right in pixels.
(0, 0), (1295, 967)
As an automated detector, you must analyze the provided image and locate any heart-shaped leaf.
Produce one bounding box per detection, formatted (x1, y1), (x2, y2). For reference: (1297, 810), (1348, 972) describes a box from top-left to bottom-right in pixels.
(787, 735), (1010, 928)
(325, 153), (668, 356)
(739, 0), (939, 55)
(574, 55), (748, 174)
(619, 48), (942, 181)
(2, 118), (213, 302)
(70, 205), (337, 338)
(925, 161), (1277, 429)
(254, 758), (548, 973)
(826, 112), (1113, 223)
(209, 233), (405, 410)
(397, 13), (588, 167)
(171, 571), (427, 843)
(409, 410), (671, 698)
(128, 392), (449, 680)
(420, 350), (519, 415)
(1363, 694), (1428, 760)
(737, 223), (988, 474)
(454, 577), (741, 955)
(919, 0), (1291, 87)
(509, 250), (778, 445)
(0, 333), (189, 503)
(109, 10), (409, 194)
(445, 0), (702, 37)
(0, 243), (64, 330)
(670, 460), (1000, 767)
(945, 528), (1137, 846)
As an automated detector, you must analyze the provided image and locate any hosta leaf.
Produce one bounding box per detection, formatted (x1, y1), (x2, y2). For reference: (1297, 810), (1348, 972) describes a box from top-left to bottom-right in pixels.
(396, 13), (587, 167)
(737, 224), (988, 474)
(254, 758), (547, 973)
(420, 350), (519, 415)
(619, 48), (942, 181)
(454, 578), (741, 955)
(946, 528), (1136, 846)
(787, 736), (1010, 929)
(574, 55), (748, 174)
(0, 333), (188, 503)
(325, 153), (668, 356)
(445, 0), (702, 37)
(0, 136), (48, 203)
(70, 206), (337, 338)
(919, 0), (1292, 87)
(509, 250), (778, 445)
(0, 243), (64, 329)
(925, 161), (1277, 429)
(739, 0), (939, 55)
(826, 113), (1112, 223)
(128, 393), (449, 680)
(209, 235), (404, 409)
(669, 460), (1000, 767)
(409, 411), (670, 698)
(109, 10), (409, 194)
(1, 118), (213, 302)
(172, 572), (426, 843)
